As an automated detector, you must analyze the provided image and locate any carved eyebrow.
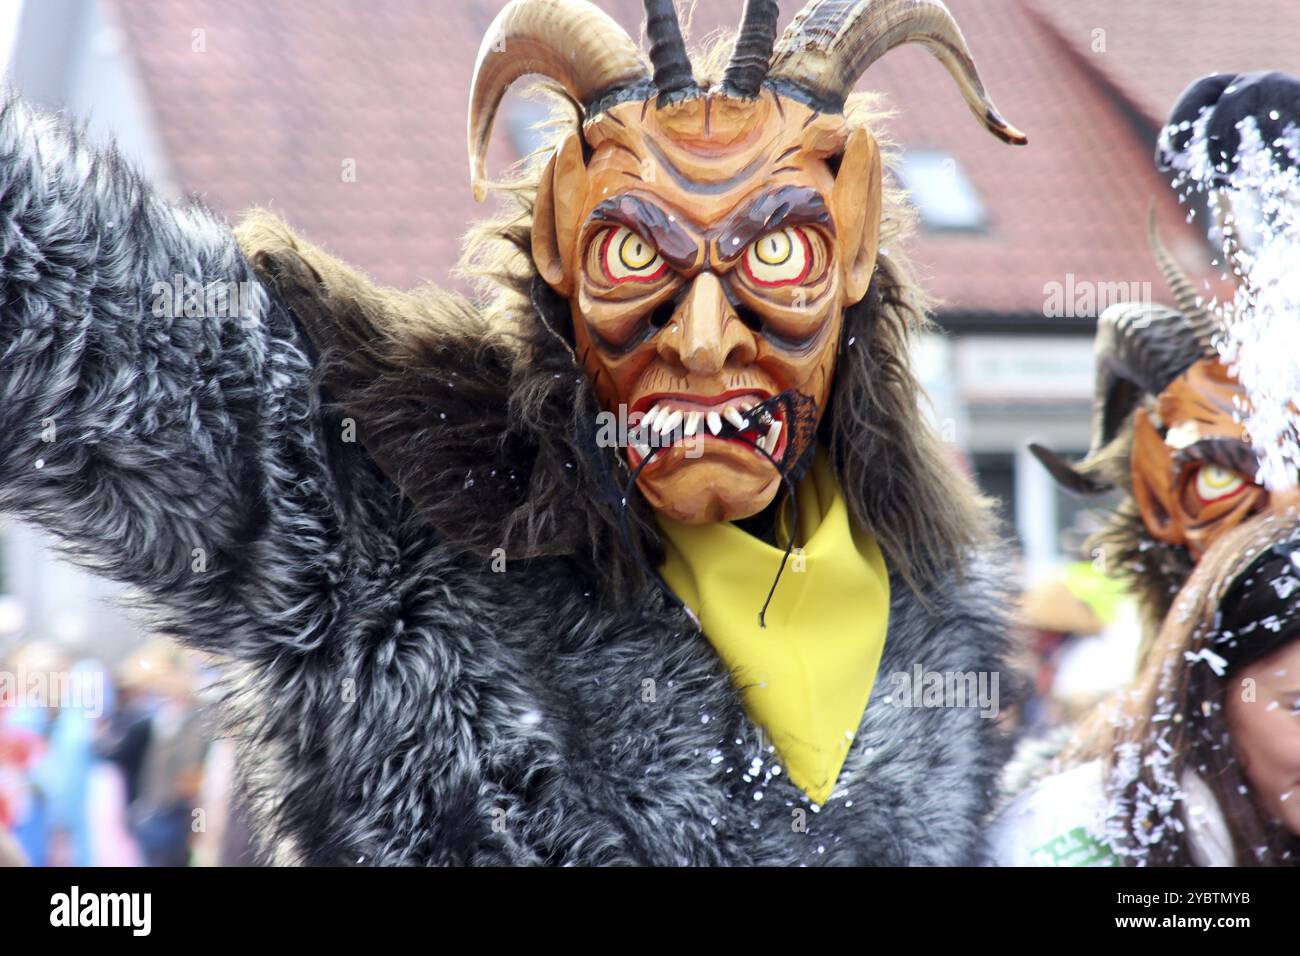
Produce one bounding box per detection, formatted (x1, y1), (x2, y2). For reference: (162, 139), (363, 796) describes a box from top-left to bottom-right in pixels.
(715, 185), (834, 262)
(1174, 437), (1261, 478)
(586, 194), (698, 270)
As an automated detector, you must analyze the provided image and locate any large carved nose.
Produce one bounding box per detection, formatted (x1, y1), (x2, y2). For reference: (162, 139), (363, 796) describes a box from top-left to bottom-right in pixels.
(656, 272), (757, 375)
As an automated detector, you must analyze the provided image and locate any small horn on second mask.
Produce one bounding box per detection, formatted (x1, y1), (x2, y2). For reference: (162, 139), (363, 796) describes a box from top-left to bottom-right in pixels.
(1147, 206), (1218, 355)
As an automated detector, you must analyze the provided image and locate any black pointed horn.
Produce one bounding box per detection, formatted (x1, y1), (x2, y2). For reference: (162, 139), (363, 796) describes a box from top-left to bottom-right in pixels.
(722, 0), (781, 98)
(644, 0), (699, 106)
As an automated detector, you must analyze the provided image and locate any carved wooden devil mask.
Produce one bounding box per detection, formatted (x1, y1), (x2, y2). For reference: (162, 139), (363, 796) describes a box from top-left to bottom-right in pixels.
(469, 0), (1024, 524)
(1032, 296), (1297, 563)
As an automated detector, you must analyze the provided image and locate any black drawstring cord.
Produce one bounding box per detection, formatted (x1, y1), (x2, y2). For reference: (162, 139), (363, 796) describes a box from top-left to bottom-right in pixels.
(613, 398), (801, 631)
(750, 437), (799, 629)
(616, 443), (701, 626)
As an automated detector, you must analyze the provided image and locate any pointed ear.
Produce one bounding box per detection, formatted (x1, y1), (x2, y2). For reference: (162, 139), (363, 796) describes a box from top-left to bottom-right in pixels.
(531, 131), (587, 297)
(1131, 409), (1183, 546)
(831, 127), (883, 306)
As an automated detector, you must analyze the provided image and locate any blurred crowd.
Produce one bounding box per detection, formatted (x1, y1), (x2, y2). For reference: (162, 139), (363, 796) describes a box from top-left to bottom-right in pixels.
(1002, 515), (1143, 740)
(0, 638), (253, 867)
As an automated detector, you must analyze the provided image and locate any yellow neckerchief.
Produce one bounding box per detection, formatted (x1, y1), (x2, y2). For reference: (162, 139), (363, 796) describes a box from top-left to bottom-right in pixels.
(656, 448), (890, 804)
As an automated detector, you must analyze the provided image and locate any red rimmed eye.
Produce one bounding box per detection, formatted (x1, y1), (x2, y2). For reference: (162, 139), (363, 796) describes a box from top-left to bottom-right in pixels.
(1194, 464), (1247, 503)
(599, 227), (668, 284)
(742, 227), (812, 287)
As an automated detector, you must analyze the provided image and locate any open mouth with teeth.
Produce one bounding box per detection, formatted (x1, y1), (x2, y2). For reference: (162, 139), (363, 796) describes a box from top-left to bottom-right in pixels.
(626, 389), (788, 471)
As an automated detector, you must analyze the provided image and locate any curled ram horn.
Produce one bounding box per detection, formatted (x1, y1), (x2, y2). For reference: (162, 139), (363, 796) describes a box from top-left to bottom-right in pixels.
(467, 0), (651, 201)
(767, 0), (1027, 145)
(1030, 302), (1208, 495)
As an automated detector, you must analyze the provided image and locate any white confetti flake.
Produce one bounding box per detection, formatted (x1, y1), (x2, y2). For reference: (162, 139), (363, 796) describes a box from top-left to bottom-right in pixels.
(1163, 115), (1300, 491)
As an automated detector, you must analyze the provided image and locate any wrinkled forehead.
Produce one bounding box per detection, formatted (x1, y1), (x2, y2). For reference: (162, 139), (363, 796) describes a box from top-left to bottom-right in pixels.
(1160, 358), (1247, 426)
(580, 92), (850, 230)
(1159, 356), (1258, 465)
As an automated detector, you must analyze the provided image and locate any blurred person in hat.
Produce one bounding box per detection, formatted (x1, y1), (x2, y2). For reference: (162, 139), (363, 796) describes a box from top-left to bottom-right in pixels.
(989, 509), (1300, 866)
(1014, 577), (1104, 734)
(120, 640), (211, 867)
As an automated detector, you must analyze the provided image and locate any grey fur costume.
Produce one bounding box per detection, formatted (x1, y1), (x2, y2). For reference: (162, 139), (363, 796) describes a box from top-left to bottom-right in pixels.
(0, 94), (1014, 865)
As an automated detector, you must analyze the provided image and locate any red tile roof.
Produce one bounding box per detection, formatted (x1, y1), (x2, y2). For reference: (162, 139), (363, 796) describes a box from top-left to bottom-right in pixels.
(849, 0), (1219, 316)
(107, 0), (1248, 315)
(110, 0), (503, 292)
(1025, 0), (1300, 131)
